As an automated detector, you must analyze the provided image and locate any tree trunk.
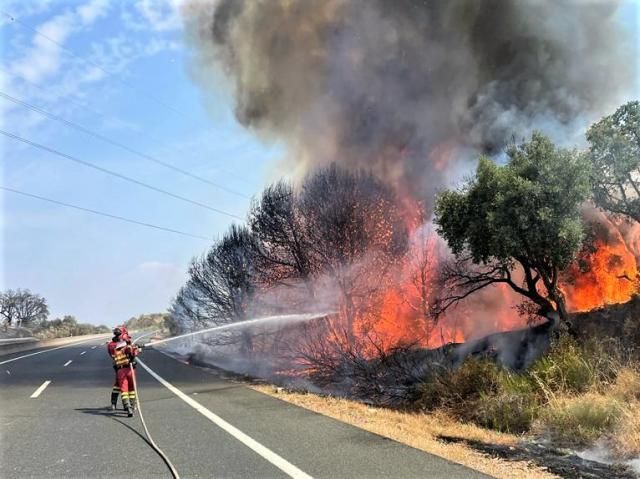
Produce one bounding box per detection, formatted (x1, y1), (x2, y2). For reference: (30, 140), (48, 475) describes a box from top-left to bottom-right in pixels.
(545, 289), (576, 337)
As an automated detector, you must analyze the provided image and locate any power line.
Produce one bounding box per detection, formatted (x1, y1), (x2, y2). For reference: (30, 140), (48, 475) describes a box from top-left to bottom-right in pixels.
(0, 186), (211, 241)
(0, 67), (254, 187)
(0, 90), (249, 199)
(0, 129), (243, 220)
(1, 10), (187, 119)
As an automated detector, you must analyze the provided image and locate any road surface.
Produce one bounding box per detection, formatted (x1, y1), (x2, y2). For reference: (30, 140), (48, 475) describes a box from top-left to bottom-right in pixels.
(1, 338), (489, 478)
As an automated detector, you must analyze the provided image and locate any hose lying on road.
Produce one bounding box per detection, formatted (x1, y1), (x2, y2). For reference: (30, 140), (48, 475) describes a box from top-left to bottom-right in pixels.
(130, 332), (180, 479)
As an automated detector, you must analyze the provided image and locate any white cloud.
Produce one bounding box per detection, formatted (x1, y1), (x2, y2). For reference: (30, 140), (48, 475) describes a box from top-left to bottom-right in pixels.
(7, 0), (110, 85)
(10, 12), (74, 83)
(77, 0), (109, 25)
(1, 0), (187, 156)
(134, 0), (184, 32)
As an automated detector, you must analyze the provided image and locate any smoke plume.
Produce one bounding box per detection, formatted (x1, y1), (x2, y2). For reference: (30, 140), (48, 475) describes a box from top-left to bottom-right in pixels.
(183, 0), (633, 197)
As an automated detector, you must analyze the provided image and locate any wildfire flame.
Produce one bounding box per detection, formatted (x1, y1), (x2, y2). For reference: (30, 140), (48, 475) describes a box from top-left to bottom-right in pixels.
(353, 203), (639, 352)
(562, 214), (639, 313)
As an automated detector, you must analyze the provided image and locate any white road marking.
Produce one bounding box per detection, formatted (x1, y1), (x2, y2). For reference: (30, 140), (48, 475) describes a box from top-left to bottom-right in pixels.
(0, 336), (108, 365)
(63, 360), (72, 367)
(91, 346), (97, 350)
(30, 380), (51, 398)
(138, 359), (313, 479)
(80, 351), (86, 355)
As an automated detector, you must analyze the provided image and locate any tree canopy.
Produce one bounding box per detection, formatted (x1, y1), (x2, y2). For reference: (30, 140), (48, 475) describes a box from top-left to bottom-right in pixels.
(434, 132), (592, 322)
(587, 101), (640, 221)
(1, 289), (49, 329)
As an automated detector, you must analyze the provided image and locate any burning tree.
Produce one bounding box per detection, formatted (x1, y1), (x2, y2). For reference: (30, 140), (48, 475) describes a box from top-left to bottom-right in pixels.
(170, 225), (259, 353)
(587, 101), (640, 222)
(249, 180), (315, 293)
(298, 165), (409, 342)
(434, 133), (592, 325)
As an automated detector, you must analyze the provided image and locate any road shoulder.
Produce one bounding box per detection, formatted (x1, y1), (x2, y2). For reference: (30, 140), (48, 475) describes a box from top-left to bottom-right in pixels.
(250, 386), (558, 479)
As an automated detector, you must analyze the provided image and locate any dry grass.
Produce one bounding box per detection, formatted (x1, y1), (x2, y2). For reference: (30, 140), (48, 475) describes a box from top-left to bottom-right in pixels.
(608, 368), (640, 459)
(609, 403), (640, 459)
(609, 367), (640, 401)
(253, 385), (559, 479)
(535, 393), (625, 446)
(533, 366), (640, 458)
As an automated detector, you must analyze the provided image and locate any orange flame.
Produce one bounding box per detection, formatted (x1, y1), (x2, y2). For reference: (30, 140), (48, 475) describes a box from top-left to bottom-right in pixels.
(562, 217), (638, 312)
(350, 206), (639, 353)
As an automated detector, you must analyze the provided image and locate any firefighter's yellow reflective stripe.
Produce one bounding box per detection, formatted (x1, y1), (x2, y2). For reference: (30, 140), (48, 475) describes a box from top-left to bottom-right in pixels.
(112, 351), (130, 367)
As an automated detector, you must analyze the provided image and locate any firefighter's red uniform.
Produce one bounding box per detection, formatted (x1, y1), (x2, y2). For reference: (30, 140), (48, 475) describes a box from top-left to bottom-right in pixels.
(107, 325), (137, 413)
(107, 337), (121, 407)
(110, 340), (139, 416)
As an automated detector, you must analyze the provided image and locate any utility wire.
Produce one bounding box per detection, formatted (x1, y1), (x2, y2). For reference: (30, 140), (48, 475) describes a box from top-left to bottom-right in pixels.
(0, 71), (253, 187)
(0, 186), (211, 241)
(0, 90), (249, 198)
(1, 10), (186, 119)
(0, 130), (243, 220)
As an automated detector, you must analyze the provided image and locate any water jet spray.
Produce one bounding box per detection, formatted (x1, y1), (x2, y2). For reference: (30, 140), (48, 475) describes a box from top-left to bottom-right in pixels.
(146, 312), (332, 348)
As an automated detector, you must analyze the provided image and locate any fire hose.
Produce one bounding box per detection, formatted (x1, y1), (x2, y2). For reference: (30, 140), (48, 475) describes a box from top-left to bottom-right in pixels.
(129, 332), (180, 479)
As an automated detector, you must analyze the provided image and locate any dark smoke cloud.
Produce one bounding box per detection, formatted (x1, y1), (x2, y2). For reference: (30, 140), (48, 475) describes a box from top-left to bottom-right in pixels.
(183, 0), (633, 197)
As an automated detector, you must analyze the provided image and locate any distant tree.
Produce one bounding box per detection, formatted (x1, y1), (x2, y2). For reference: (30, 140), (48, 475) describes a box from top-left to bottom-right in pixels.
(0, 290), (18, 330)
(587, 101), (640, 221)
(434, 133), (592, 324)
(31, 315), (107, 339)
(0, 289), (49, 329)
(125, 313), (169, 331)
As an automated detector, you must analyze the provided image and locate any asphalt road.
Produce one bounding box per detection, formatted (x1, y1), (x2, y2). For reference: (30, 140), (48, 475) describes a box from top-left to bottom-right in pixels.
(0, 338), (490, 478)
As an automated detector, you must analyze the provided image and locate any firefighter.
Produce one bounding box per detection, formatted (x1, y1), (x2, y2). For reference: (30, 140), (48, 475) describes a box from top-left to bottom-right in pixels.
(111, 339), (140, 417)
(107, 326), (135, 411)
(107, 328), (123, 410)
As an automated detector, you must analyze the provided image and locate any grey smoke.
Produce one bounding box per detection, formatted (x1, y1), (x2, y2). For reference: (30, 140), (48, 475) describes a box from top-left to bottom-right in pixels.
(183, 0), (633, 198)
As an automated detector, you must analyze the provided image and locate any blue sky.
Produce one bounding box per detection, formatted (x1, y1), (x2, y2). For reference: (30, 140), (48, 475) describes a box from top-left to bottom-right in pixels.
(1, 0), (639, 326)
(1, 0), (283, 326)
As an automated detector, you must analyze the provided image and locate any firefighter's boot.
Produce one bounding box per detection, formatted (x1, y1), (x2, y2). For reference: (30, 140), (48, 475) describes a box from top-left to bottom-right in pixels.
(122, 393), (133, 417)
(129, 390), (137, 411)
(111, 386), (120, 410)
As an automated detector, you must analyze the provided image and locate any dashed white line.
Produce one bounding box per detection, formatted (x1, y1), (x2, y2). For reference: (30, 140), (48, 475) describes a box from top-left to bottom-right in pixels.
(63, 360), (72, 367)
(80, 351), (86, 355)
(30, 380), (51, 398)
(138, 359), (313, 479)
(0, 336), (109, 365)
(91, 346), (97, 350)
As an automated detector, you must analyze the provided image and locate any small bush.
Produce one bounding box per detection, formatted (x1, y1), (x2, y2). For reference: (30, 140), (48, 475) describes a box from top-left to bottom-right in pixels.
(416, 358), (502, 413)
(527, 335), (595, 395)
(472, 391), (539, 434)
(536, 393), (625, 446)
